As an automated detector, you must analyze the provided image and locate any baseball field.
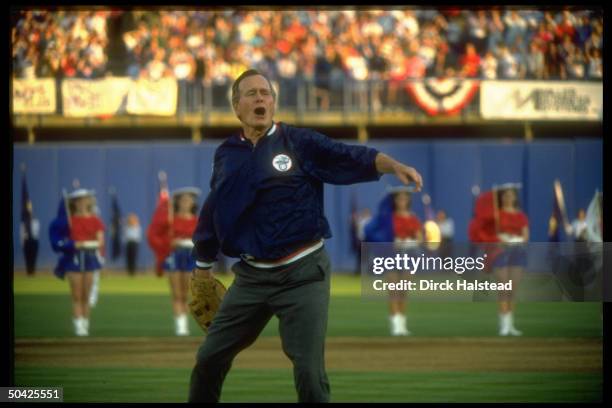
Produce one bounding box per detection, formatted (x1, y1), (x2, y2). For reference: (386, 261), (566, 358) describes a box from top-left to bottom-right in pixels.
(13, 270), (602, 403)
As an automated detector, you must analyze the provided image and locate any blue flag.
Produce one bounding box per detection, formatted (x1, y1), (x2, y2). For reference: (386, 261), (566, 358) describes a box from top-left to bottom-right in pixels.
(49, 194), (74, 279)
(21, 168), (41, 274)
(364, 193), (395, 243)
(21, 171), (33, 240)
(110, 191), (122, 260)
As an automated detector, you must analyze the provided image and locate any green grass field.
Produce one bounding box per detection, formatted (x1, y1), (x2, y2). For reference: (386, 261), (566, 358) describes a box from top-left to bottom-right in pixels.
(12, 271), (603, 402)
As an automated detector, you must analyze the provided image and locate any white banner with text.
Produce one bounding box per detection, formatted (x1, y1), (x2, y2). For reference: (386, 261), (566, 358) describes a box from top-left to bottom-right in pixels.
(480, 81), (602, 121)
(12, 79), (56, 114)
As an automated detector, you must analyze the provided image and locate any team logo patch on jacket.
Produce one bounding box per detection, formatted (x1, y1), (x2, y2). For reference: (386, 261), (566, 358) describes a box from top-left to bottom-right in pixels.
(272, 154), (292, 172)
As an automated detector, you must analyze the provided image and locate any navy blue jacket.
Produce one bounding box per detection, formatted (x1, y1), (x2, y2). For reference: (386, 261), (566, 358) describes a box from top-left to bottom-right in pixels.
(193, 122), (381, 264)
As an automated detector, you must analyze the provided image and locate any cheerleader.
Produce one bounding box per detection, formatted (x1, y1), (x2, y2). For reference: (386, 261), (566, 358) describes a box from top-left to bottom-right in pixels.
(493, 185), (529, 336)
(365, 187), (422, 336)
(164, 188), (201, 336)
(49, 189), (105, 336)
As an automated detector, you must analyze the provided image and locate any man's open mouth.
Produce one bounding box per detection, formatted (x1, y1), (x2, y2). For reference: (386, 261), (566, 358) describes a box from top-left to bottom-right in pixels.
(254, 107), (266, 116)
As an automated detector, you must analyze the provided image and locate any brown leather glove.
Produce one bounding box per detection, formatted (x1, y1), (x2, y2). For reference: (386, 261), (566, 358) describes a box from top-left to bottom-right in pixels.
(188, 272), (227, 333)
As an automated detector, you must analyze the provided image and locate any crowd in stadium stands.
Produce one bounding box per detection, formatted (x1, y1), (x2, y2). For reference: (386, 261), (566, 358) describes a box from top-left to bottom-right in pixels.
(12, 10), (111, 79)
(13, 9), (603, 92)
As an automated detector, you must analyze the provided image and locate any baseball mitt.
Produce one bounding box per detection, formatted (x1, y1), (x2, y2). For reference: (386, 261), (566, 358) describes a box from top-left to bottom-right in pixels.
(189, 273), (227, 332)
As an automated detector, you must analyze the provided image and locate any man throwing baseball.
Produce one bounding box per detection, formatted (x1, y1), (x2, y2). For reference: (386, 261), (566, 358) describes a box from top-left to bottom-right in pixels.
(188, 69), (422, 402)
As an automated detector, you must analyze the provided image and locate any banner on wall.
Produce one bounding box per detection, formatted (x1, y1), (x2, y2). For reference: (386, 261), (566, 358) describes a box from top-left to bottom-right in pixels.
(480, 81), (602, 121)
(12, 79), (57, 114)
(405, 78), (480, 116)
(62, 78), (131, 117)
(126, 78), (177, 116)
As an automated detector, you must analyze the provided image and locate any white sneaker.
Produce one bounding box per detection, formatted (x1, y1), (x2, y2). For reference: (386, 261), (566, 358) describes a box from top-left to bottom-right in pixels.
(175, 315), (190, 336)
(506, 312), (522, 336)
(498, 313), (510, 336)
(390, 314), (410, 336)
(74, 318), (88, 337)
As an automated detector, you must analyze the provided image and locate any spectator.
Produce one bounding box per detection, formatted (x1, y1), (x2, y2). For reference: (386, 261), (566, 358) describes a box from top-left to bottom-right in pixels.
(585, 30), (602, 56)
(61, 49), (79, 78)
(444, 13), (465, 67)
(145, 47), (169, 81)
(533, 21), (555, 50)
(511, 40), (527, 79)
(487, 9), (505, 55)
(365, 36), (387, 112)
(386, 48), (408, 109)
(570, 209), (588, 242)
(587, 48), (602, 79)
(314, 46), (333, 111)
(126, 42), (145, 79)
(555, 9), (577, 41)
(521, 9), (543, 33)
(575, 14), (593, 46)
(498, 44), (519, 79)
(436, 209), (454, 259)
(526, 41), (545, 79)
(169, 42), (196, 81)
(123, 213), (142, 275)
(276, 50), (298, 108)
(459, 42), (481, 78)
(467, 10), (488, 54)
(481, 50), (498, 79)
(20, 46), (39, 79)
(405, 39), (426, 79)
(396, 10), (420, 40)
(419, 22), (440, 75)
(566, 49), (586, 79)
(36, 48), (62, 78)
(503, 10), (527, 49)
(558, 34), (576, 63)
(345, 47), (369, 112)
(544, 41), (563, 79)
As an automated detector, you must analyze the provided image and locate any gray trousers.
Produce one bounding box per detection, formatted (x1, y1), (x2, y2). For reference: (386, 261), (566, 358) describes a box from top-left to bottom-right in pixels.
(188, 248), (331, 403)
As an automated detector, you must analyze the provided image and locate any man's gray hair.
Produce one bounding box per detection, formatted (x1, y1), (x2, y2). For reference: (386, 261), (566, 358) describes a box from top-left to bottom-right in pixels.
(231, 69), (277, 106)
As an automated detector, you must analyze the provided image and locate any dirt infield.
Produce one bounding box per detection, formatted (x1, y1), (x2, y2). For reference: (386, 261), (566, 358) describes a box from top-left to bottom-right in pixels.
(15, 336), (601, 373)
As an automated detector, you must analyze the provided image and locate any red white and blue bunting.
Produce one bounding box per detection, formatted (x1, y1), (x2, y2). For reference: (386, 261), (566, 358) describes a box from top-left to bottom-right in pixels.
(405, 78), (479, 116)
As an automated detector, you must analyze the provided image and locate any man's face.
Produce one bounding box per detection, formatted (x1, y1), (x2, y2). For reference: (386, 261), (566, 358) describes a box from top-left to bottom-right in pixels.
(233, 74), (275, 131)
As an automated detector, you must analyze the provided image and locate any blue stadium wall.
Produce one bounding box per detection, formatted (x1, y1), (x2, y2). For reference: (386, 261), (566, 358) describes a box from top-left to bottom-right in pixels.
(13, 138), (602, 273)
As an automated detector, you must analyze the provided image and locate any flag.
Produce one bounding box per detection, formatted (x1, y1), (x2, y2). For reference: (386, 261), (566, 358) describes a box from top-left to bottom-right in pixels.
(109, 190), (122, 260)
(49, 193), (74, 279)
(468, 190), (502, 271)
(548, 192), (563, 242)
(468, 190), (499, 243)
(585, 191), (603, 243)
(21, 168), (39, 275)
(147, 174), (172, 276)
(548, 180), (571, 242)
(364, 193), (395, 243)
(21, 169), (33, 240)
